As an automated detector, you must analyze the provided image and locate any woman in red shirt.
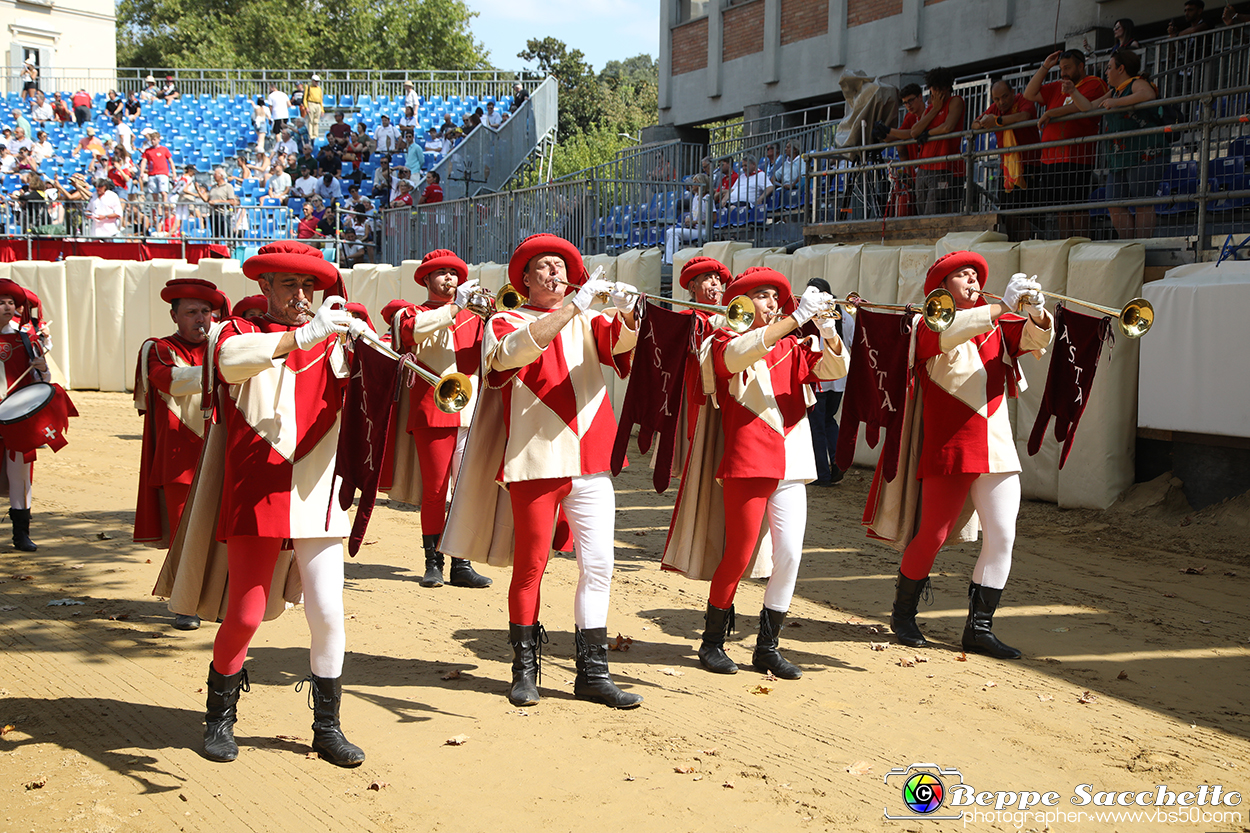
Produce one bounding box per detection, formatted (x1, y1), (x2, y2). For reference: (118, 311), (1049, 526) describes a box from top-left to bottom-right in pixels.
(909, 67), (965, 216)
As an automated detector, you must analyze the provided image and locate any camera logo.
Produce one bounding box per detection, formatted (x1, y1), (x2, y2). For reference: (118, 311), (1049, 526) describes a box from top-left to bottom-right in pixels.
(884, 763), (966, 821)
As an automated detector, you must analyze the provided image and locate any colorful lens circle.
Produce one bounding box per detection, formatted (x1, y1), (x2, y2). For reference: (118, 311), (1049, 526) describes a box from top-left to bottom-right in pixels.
(902, 772), (945, 814)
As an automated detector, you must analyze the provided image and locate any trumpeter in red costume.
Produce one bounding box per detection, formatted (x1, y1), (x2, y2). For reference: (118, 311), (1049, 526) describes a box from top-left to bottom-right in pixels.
(164, 241), (372, 765)
(883, 251), (1052, 659)
(134, 277), (225, 630)
(669, 268), (847, 678)
(392, 249), (491, 588)
(231, 295), (268, 321)
(440, 233), (643, 709)
(676, 256), (730, 441)
(0, 278), (52, 552)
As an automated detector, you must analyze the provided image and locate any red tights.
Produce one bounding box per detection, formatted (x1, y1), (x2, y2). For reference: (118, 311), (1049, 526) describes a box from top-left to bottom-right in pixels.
(413, 425), (457, 536)
(709, 477), (778, 609)
(900, 473), (979, 581)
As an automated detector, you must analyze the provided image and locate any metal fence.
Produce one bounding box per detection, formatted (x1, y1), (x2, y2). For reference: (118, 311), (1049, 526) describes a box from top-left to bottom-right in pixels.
(806, 85), (1250, 252)
(4, 68), (542, 102)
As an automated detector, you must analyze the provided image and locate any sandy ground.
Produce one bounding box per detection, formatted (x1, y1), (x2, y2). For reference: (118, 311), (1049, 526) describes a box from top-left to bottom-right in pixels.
(1, 390), (1248, 833)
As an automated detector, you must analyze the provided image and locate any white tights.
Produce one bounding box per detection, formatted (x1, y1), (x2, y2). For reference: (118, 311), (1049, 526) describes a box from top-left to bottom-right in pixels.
(762, 480), (807, 613)
(7, 453), (31, 510)
(969, 472), (1019, 590)
(294, 537), (346, 678)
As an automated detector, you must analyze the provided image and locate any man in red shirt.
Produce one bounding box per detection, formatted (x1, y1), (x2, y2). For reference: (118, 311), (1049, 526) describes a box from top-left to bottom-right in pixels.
(972, 80), (1042, 239)
(417, 171), (443, 205)
(70, 89), (92, 126)
(1024, 49), (1109, 237)
(140, 132), (174, 201)
(327, 111), (352, 150)
(884, 83), (925, 161)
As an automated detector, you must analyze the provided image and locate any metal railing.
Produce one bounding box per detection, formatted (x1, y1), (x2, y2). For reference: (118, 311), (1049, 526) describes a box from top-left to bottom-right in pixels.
(705, 99), (847, 157)
(558, 140), (706, 187)
(3, 68), (542, 102)
(805, 85), (1250, 253)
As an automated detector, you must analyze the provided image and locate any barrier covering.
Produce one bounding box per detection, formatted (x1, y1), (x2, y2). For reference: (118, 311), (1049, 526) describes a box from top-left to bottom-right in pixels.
(789, 244), (843, 292)
(896, 245), (935, 305)
(0, 240), (230, 264)
(1140, 263), (1250, 439)
(670, 248), (703, 287)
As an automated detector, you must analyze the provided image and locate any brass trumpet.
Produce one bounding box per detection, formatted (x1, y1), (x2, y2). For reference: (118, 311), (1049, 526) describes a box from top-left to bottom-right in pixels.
(926, 288), (1154, 339)
(464, 283), (525, 318)
(655, 295), (756, 333)
(354, 328), (473, 414)
(804, 292), (956, 333)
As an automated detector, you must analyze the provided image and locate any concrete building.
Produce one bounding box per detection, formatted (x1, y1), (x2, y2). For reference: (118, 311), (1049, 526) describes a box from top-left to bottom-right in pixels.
(3, 0), (117, 93)
(658, 0), (1187, 129)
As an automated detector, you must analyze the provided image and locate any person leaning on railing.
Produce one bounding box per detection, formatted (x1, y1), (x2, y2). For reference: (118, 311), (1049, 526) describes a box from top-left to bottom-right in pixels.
(207, 167), (239, 240)
(909, 67), (966, 216)
(1067, 50), (1166, 241)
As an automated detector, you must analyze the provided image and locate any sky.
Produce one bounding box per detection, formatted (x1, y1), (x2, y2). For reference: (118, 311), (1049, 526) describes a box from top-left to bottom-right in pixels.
(463, 0), (659, 73)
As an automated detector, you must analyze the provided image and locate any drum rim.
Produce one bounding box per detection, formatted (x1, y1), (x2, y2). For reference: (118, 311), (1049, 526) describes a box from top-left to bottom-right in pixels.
(0, 381), (55, 425)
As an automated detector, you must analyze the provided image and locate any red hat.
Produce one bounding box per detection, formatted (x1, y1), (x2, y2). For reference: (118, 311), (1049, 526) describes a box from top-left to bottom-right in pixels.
(243, 241), (340, 290)
(724, 267), (796, 315)
(925, 250), (988, 296)
(507, 233), (586, 296)
(414, 249), (468, 287)
(381, 298), (414, 324)
(232, 294), (269, 317)
(159, 277), (226, 310)
(679, 256), (731, 291)
(0, 279), (29, 310)
(344, 302), (375, 330)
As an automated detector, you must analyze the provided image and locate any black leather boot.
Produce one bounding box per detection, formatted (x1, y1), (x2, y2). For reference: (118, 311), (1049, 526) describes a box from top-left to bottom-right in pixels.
(507, 622), (545, 706)
(203, 663), (248, 762)
(697, 603), (738, 674)
(962, 583), (1022, 659)
(420, 532), (444, 587)
(751, 607), (802, 680)
(891, 572), (931, 648)
(297, 673), (366, 767)
(449, 557), (492, 588)
(9, 508), (36, 552)
(573, 627), (643, 709)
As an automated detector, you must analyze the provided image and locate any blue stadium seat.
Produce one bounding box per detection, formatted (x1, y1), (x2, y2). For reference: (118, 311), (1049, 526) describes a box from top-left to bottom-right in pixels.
(1209, 156), (1249, 211)
(1155, 161), (1203, 215)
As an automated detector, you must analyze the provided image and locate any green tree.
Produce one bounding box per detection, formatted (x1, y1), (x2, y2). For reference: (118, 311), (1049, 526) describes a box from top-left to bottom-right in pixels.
(118, 0), (489, 70)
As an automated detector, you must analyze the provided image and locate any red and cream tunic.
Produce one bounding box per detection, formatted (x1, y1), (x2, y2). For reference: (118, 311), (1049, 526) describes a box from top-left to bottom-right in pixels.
(0, 322), (44, 464)
(914, 305), (1053, 478)
(710, 328), (848, 483)
(397, 299), (483, 430)
(213, 318), (350, 539)
(485, 303), (636, 485)
(134, 334), (208, 543)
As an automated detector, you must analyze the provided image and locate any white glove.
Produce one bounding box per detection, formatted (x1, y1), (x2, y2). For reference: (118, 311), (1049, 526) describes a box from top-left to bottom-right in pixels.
(1021, 293), (1047, 321)
(453, 278), (481, 310)
(817, 315), (841, 342)
(347, 317), (377, 342)
(573, 277), (612, 312)
(294, 296), (351, 350)
(609, 281), (639, 312)
(791, 285), (830, 326)
(1002, 273), (1042, 311)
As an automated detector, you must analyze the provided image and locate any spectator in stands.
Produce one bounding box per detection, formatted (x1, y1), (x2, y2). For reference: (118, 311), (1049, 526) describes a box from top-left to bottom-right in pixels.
(485, 101), (502, 129)
(402, 80), (420, 112)
(140, 75), (158, 103)
(306, 75), (325, 139)
(372, 156), (392, 205)
(30, 93), (52, 127)
(140, 131), (174, 202)
(339, 225), (368, 267)
(19, 58), (38, 104)
(664, 173), (711, 263)
(291, 119), (312, 154)
(712, 157), (737, 204)
(86, 178), (123, 237)
(405, 131), (424, 174)
(1068, 49), (1166, 239)
(267, 83), (291, 133)
(251, 150), (271, 185)
(972, 79), (1041, 239)
(346, 122), (373, 166)
(512, 83), (529, 109)
(650, 154), (678, 183)
(160, 76), (180, 101)
(111, 113), (135, 156)
(252, 97), (270, 152)
(124, 91), (142, 122)
(267, 162), (292, 204)
(174, 164), (207, 225)
(51, 93), (72, 124)
(327, 111), (352, 149)
(8, 125), (31, 156)
(12, 146), (33, 175)
(761, 143), (779, 180)
(30, 131), (52, 165)
(439, 114), (456, 138)
(291, 83), (305, 118)
(467, 107), (484, 130)
(417, 171), (443, 205)
(909, 66), (965, 215)
(1225, 4), (1248, 24)
(297, 201), (324, 240)
(272, 128), (295, 157)
(104, 91), (123, 119)
(374, 115), (399, 154)
(316, 143), (342, 177)
(1169, 0), (1211, 35)
(206, 167), (238, 239)
(71, 89), (92, 126)
(423, 127), (443, 153)
(719, 154), (765, 208)
(0, 146), (14, 176)
(297, 143), (318, 175)
(398, 105), (419, 132)
(759, 140), (806, 206)
(315, 171), (342, 206)
(10, 109), (30, 139)
(392, 165), (415, 194)
(77, 126), (106, 160)
(108, 146), (136, 196)
(1112, 19), (1141, 52)
(293, 166), (319, 199)
(388, 179), (414, 208)
(1024, 49), (1108, 237)
(227, 153), (251, 185)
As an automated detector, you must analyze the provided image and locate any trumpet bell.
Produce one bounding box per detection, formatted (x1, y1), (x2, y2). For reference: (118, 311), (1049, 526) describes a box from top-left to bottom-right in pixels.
(434, 372), (473, 414)
(1118, 298), (1154, 339)
(923, 288), (957, 333)
(724, 295), (755, 334)
(497, 284), (524, 311)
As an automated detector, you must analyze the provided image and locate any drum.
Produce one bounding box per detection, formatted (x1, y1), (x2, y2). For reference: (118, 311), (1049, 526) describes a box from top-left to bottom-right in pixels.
(0, 382), (78, 453)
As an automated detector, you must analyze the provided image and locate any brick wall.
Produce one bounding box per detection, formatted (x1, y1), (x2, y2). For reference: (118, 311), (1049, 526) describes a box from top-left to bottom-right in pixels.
(780, 0), (829, 45)
(847, 0), (902, 27)
(672, 17), (709, 75)
(723, 0), (766, 62)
